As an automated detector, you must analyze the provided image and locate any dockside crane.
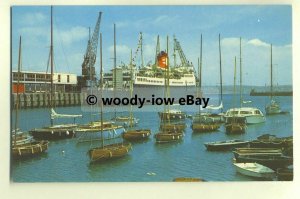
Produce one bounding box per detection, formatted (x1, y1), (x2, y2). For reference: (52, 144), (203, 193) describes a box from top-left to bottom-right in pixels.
(80, 12), (102, 87)
(173, 35), (193, 68)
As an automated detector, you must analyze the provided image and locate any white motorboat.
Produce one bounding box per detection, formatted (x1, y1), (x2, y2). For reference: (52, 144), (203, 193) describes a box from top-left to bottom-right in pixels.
(224, 107), (265, 124)
(233, 162), (275, 179)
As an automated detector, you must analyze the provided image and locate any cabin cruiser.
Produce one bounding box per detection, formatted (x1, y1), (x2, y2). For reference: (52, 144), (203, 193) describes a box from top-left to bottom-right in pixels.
(224, 107), (265, 124)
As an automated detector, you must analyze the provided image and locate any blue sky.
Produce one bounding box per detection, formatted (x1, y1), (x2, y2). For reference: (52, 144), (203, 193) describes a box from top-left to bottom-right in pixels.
(11, 5), (292, 86)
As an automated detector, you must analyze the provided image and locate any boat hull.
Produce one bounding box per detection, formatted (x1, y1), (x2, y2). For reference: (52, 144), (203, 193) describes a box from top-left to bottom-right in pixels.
(158, 112), (186, 121)
(160, 123), (186, 132)
(88, 143), (132, 163)
(30, 127), (76, 140)
(122, 129), (151, 141)
(191, 123), (220, 132)
(12, 140), (49, 158)
(234, 163), (275, 179)
(76, 127), (125, 142)
(225, 123), (246, 134)
(277, 168), (293, 181)
(205, 140), (250, 151)
(154, 132), (183, 143)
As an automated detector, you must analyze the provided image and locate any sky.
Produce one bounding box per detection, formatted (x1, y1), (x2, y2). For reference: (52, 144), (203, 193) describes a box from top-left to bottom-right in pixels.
(11, 5), (292, 86)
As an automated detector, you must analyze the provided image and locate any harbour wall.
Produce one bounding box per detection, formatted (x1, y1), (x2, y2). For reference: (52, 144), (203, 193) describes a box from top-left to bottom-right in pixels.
(12, 92), (87, 109)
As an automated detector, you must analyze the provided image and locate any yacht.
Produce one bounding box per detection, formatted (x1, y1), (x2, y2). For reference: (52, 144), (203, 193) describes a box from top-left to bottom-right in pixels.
(224, 107), (265, 124)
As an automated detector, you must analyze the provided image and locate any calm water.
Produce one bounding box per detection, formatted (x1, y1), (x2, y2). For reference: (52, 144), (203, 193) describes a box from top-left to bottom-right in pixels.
(11, 93), (293, 182)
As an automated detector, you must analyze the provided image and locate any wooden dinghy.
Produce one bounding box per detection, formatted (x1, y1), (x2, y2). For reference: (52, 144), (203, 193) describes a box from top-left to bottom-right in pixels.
(12, 140), (49, 158)
(191, 123), (221, 133)
(122, 129), (151, 141)
(173, 177), (206, 182)
(233, 148), (283, 158)
(154, 131), (183, 143)
(88, 142), (132, 163)
(204, 139), (250, 151)
(160, 123), (186, 132)
(225, 122), (246, 134)
(233, 162), (275, 179)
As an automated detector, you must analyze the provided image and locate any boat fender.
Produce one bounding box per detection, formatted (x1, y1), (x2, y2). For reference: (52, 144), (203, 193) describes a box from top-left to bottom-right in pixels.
(142, 134), (145, 138)
(126, 148), (128, 153)
(179, 116), (181, 119)
(177, 136), (179, 139)
(31, 147), (34, 154)
(109, 151), (112, 157)
(18, 148), (21, 155)
(66, 131), (69, 135)
(172, 136), (175, 140)
(51, 131), (54, 134)
(39, 145), (42, 152)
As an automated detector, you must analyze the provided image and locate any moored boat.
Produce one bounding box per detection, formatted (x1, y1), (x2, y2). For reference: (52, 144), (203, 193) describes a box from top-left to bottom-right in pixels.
(160, 122), (186, 132)
(233, 162), (275, 179)
(12, 140), (49, 159)
(192, 123), (221, 132)
(154, 131), (183, 143)
(158, 109), (186, 121)
(122, 129), (151, 141)
(235, 155), (293, 170)
(204, 139), (250, 151)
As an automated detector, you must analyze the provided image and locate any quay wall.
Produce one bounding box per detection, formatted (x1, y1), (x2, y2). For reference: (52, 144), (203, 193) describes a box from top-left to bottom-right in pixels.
(12, 93), (87, 109)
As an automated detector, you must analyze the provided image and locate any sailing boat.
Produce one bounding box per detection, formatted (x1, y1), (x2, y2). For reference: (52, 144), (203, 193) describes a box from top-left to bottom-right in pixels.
(88, 32), (132, 163)
(122, 50), (151, 141)
(225, 56), (246, 134)
(111, 30), (139, 127)
(224, 37), (265, 124)
(76, 23), (125, 142)
(192, 34), (221, 132)
(155, 36), (184, 143)
(265, 44), (282, 115)
(30, 6), (82, 140)
(12, 36), (49, 159)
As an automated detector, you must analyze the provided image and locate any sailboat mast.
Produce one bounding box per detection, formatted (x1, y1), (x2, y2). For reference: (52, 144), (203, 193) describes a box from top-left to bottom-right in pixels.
(113, 23), (117, 119)
(218, 34), (223, 112)
(50, 6), (54, 126)
(14, 36), (22, 145)
(140, 32), (144, 68)
(100, 33), (104, 148)
(270, 44), (273, 99)
(129, 49), (133, 128)
(167, 36), (170, 123)
(198, 34), (203, 115)
(234, 56), (237, 108)
(239, 37), (243, 108)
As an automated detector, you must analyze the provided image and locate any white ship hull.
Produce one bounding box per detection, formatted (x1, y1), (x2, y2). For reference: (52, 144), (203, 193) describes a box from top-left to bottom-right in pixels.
(134, 75), (196, 87)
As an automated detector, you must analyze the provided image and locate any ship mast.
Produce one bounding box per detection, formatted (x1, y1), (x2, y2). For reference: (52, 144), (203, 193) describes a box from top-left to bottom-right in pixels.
(113, 23), (117, 119)
(155, 35), (160, 66)
(198, 34), (203, 115)
(129, 49), (134, 128)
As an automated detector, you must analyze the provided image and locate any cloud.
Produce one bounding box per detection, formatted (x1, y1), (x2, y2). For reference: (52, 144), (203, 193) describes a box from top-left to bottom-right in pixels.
(247, 39), (269, 47)
(57, 26), (89, 45)
(20, 12), (47, 26)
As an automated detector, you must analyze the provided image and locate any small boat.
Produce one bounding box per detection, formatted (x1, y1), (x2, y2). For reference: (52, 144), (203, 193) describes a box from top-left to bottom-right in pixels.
(12, 36), (49, 159)
(30, 8), (82, 140)
(173, 177), (206, 182)
(233, 162), (275, 179)
(235, 155), (293, 170)
(160, 123), (186, 132)
(233, 148), (283, 158)
(277, 167), (293, 181)
(204, 139), (250, 151)
(76, 121), (125, 142)
(88, 26), (132, 163)
(122, 129), (151, 141)
(225, 122), (246, 134)
(191, 122), (221, 132)
(121, 50), (151, 142)
(12, 140), (49, 158)
(158, 109), (186, 121)
(88, 142), (132, 163)
(250, 134), (293, 148)
(224, 107), (265, 124)
(154, 131), (183, 143)
(111, 115), (139, 127)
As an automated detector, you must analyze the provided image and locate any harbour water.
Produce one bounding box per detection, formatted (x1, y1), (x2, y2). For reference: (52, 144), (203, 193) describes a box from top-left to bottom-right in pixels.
(11, 93), (293, 182)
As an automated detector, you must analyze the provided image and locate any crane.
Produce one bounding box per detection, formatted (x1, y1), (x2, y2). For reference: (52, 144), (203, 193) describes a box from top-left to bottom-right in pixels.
(173, 35), (193, 68)
(81, 12), (102, 87)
